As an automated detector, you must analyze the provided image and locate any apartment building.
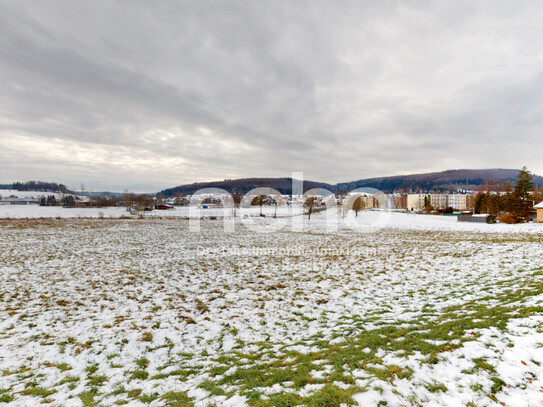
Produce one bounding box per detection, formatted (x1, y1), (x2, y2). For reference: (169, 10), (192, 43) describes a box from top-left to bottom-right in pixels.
(447, 194), (468, 211)
(430, 194), (448, 210)
(407, 193), (470, 211)
(407, 193), (427, 211)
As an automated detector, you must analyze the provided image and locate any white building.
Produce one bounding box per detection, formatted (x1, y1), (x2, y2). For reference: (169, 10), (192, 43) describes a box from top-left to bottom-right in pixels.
(0, 197), (39, 205)
(430, 194), (448, 210)
(408, 193), (470, 211)
(447, 194), (468, 211)
(407, 193), (427, 211)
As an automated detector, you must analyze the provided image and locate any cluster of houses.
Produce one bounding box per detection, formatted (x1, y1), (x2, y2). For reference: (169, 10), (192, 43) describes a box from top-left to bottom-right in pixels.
(402, 192), (543, 223)
(0, 191), (88, 207)
(2, 188), (543, 223)
(161, 190), (543, 222)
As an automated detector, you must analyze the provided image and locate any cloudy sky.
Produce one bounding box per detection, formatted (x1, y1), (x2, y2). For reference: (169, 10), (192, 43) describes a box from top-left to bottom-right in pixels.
(1, 1), (543, 192)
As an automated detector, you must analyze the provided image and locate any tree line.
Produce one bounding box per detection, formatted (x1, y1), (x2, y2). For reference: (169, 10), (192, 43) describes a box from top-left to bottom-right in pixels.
(4, 181), (70, 193)
(474, 167), (542, 222)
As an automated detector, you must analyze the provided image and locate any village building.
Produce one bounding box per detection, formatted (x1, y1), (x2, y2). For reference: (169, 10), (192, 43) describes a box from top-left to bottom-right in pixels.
(447, 194), (468, 211)
(393, 194), (407, 210)
(430, 194), (448, 210)
(0, 197), (38, 205)
(535, 201), (543, 223)
(407, 193), (427, 211)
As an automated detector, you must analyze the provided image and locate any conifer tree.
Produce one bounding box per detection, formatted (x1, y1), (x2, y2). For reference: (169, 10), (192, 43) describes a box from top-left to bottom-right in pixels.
(513, 166), (534, 218)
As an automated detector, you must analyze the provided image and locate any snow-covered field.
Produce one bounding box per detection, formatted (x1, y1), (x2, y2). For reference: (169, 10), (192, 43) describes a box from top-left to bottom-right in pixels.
(0, 212), (542, 406)
(1, 204), (542, 233)
(0, 206), (129, 219)
(0, 205), (303, 219)
(0, 190), (66, 200)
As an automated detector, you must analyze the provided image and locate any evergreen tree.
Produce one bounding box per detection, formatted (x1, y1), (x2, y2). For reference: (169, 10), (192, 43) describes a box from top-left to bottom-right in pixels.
(63, 195), (76, 208)
(487, 195), (499, 215)
(513, 166), (534, 218)
(502, 182), (514, 213)
(474, 193), (484, 214)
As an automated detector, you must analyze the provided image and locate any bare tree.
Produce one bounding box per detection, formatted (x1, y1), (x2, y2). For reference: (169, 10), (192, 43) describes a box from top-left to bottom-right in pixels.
(251, 195), (266, 216)
(156, 192), (165, 207)
(304, 197), (316, 220)
(174, 192), (183, 206)
(352, 196), (365, 217)
(337, 186), (347, 210)
(135, 194), (153, 209)
(123, 189), (135, 210)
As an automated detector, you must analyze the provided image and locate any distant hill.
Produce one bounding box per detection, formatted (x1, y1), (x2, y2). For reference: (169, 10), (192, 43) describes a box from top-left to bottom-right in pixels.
(0, 181), (74, 193)
(338, 169), (543, 193)
(0, 181), (125, 196)
(160, 177), (333, 197)
(161, 169), (543, 197)
(5, 169), (541, 198)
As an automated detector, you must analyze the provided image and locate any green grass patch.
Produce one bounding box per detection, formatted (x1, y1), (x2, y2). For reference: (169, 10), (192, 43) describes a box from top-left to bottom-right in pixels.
(425, 381), (448, 393)
(130, 370), (149, 380)
(490, 377), (506, 394)
(79, 389), (99, 406)
(161, 391), (195, 407)
(20, 386), (56, 398)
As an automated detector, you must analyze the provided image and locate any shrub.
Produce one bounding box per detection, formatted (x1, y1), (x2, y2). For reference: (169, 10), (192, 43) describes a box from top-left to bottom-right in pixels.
(499, 213), (515, 224)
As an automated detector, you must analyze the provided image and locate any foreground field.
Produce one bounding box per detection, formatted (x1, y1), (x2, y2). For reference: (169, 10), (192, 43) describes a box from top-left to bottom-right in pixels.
(0, 215), (542, 406)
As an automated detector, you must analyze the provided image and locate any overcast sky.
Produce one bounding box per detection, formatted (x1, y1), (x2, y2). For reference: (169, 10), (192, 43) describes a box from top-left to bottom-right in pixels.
(1, 1), (543, 192)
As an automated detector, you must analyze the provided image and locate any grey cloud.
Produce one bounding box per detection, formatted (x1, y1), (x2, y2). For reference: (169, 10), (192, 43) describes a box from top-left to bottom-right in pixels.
(1, 0), (543, 191)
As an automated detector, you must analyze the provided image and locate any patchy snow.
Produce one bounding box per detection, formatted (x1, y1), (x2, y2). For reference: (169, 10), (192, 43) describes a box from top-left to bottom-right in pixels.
(0, 214), (542, 406)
